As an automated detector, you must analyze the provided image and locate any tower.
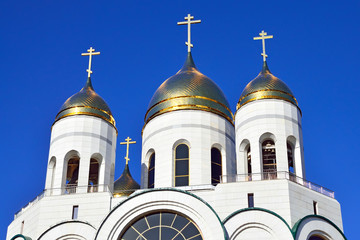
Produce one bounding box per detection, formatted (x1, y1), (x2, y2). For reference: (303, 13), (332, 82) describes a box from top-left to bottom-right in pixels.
(141, 15), (236, 188)
(45, 48), (117, 194)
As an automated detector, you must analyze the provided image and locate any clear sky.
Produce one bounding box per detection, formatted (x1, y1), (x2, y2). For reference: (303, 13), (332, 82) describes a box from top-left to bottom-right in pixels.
(1, 1), (359, 239)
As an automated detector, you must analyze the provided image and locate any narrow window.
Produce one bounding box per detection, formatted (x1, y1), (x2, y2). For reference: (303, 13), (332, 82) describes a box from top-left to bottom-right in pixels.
(211, 148), (222, 185)
(287, 143), (295, 174)
(248, 193), (254, 208)
(246, 145), (252, 181)
(262, 140), (277, 180)
(66, 157), (80, 193)
(175, 144), (189, 187)
(313, 201), (318, 215)
(72, 205), (79, 219)
(88, 158), (99, 193)
(148, 153), (155, 188)
(20, 221), (24, 234)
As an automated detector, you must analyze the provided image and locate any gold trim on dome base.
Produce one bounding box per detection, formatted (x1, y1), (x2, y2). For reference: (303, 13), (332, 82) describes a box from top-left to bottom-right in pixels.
(235, 95), (302, 116)
(237, 88), (298, 110)
(55, 105), (115, 122)
(142, 104), (234, 135)
(53, 109), (118, 134)
(145, 95), (233, 121)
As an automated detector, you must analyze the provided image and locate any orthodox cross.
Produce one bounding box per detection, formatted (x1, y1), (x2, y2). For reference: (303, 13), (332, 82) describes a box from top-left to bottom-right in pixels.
(177, 14), (201, 52)
(120, 137), (136, 165)
(253, 30), (273, 62)
(81, 47), (100, 78)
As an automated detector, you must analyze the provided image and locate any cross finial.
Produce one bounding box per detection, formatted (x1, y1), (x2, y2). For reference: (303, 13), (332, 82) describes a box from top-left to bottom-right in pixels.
(120, 137), (136, 165)
(253, 30), (273, 62)
(81, 47), (100, 78)
(177, 14), (201, 52)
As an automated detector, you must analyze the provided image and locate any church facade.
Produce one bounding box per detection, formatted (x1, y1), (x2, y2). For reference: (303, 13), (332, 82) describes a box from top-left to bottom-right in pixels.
(7, 15), (346, 240)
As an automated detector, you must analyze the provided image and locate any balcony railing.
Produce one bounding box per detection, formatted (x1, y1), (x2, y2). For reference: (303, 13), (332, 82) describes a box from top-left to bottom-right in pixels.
(220, 171), (335, 199)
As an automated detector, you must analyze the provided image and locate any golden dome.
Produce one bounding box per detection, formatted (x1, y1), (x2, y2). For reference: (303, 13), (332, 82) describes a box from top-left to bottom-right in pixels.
(237, 61), (298, 110)
(113, 164), (140, 197)
(145, 53), (233, 125)
(54, 78), (116, 128)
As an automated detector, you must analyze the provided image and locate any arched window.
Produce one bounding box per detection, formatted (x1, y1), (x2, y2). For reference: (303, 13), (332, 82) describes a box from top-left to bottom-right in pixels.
(246, 145), (252, 180)
(262, 140), (277, 180)
(66, 157), (80, 193)
(211, 148), (222, 185)
(47, 157), (56, 190)
(287, 142), (295, 174)
(148, 153), (155, 188)
(88, 158), (99, 192)
(174, 144), (189, 187)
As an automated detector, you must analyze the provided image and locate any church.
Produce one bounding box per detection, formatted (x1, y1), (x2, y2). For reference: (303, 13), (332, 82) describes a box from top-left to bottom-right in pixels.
(6, 14), (346, 240)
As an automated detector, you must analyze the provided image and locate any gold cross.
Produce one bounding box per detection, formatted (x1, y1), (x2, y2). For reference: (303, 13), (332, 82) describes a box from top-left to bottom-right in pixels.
(177, 14), (201, 52)
(81, 47), (100, 78)
(253, 30), (273, 62)
(120, 137), (136, 165)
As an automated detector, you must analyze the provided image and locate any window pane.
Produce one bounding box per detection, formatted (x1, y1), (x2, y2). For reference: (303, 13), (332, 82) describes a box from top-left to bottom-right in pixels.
(175, 160), (189, 175)
(176, 144), (189, 159)
(146, 212), (160, 227)
(148, 153), (155, 188)
(175, 176), (189, 186)
(211, 148), (222, 185)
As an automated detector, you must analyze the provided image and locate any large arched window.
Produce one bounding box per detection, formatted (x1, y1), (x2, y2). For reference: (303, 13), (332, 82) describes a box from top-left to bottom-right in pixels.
(174, 144), (189, 187)
(211, 148), (222, 185)
(262, 140), (277, 180)
(66, 157), (80, 193)
(148, 153), (155, 188)
(287, 142), (295, 174)
(88, 158), (100, 192)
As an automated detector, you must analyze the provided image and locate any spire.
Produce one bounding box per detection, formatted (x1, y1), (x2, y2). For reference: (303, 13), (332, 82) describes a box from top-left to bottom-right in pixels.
(179, 52), (197, 72)
(83, 77), (94, 91)
(261, 61), (271, 74)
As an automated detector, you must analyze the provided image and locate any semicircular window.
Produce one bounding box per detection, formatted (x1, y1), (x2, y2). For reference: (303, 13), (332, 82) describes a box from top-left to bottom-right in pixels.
(119, 211), (203, 240)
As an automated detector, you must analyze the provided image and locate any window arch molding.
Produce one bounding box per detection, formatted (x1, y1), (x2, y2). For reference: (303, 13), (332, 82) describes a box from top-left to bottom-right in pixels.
(307, 230), (331, 240)
(173, 139), (191, 187)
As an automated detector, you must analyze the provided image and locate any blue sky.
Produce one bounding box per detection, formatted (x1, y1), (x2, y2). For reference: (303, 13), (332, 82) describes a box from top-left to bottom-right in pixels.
(1, 1), (359, 239)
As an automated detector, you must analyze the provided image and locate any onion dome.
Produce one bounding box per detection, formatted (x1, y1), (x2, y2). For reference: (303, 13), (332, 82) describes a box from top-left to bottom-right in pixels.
(237, 61), (298, 110)
(54, 77), (116, 128)
(113, 164), (140, 197)
(144, 53), (233, 124)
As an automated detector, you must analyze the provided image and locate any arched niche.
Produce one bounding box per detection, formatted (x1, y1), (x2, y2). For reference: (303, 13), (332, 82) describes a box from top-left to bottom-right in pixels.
(46, 157), (56, 190)
(88, 153), (103, 192)
(172, 139), (191, 187)
(62, 150), (80, 194)
(210, 144), (223, 185)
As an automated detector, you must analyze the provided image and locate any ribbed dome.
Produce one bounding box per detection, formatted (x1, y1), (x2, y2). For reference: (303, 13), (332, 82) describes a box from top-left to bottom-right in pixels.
(113, 164), (140, 196)
(237, 61), (298, 110)
(145, 53), (233, 124)
(54, 78), (116, 128)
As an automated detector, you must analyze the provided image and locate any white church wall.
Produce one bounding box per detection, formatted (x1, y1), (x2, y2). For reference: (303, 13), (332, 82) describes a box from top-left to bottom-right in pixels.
(6, 192), (112, 240)
(141, 110), (236, 188)
(288, 181), (343, 230)
(47, 115), (117, 192)
(235, 99), (305, 178)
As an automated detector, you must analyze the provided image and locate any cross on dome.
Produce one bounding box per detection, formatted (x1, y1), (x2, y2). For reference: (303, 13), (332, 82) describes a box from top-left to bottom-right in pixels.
(120, 137), (136, 165)
(177, 14), (201, 52)
(81, 47), (100, 78)
(253, 30), (273, 62)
